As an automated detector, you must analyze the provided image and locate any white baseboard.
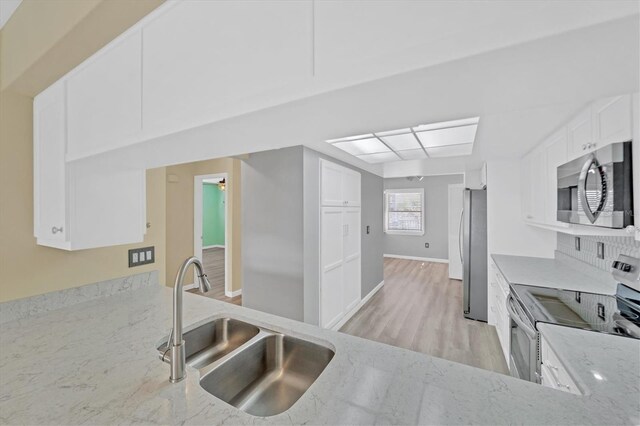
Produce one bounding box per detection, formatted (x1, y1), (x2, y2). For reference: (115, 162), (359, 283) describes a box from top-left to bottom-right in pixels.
(225, 288), (242, 298)
(203, 245), (225, 249)
(384, 254), (449, 264)
(182, 283), (197, 291)
(331, 280), (384, 331)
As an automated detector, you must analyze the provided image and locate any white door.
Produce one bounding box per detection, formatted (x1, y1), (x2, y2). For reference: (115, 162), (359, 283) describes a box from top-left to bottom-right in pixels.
(34, 82), (67, 242)
(320, 160), (344, 206)
(447, 184), (464, 280)
(592, 94), (632, 147)
(342, 207), (361, 312)
(567, 107), (593, 160)
(320, 207), (345, 328)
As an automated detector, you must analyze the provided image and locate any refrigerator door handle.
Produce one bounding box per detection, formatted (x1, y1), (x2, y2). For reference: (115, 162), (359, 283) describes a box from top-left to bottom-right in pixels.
(458, 208), (464, 263)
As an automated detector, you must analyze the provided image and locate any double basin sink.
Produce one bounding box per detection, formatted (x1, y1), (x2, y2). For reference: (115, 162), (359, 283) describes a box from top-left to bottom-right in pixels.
(157, 317), (335, 417)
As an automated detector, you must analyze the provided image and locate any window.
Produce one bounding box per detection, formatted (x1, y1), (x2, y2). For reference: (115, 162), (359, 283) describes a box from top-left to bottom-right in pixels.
(384, 188), (425, 235)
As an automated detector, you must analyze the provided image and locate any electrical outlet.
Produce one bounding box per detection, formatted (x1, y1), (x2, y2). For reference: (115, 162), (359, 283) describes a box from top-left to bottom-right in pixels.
(425, 243), (429, 248)
(574, 237), (581, 251)
(597, 242), (605, 259)
(129, 246), (155, 267)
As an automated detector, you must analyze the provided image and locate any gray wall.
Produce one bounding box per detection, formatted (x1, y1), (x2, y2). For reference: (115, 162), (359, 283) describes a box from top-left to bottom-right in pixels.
(383, 174), (464, 260)
(302, 147), (384, 325)
(242, 146), (384, 325)
(241, 146), (305, 321)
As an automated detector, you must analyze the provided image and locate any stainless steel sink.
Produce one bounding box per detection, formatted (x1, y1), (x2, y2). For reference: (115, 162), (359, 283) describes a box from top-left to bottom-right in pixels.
(158, 318), (260, 369)
(199, 333), (335, 416)
(158, 316), (335, 417)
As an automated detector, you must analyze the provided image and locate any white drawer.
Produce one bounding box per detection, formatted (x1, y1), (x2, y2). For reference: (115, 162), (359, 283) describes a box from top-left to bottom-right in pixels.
(540, 335), (581, 395)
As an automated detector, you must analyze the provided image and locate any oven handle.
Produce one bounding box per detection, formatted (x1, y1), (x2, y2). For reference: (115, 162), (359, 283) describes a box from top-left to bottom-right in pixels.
(506, 294), (537, 339)
(577, 154), (608, 224)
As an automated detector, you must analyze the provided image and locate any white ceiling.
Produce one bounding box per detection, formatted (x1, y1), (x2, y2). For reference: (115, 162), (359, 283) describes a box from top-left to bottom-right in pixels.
(0, 0), (22, 29)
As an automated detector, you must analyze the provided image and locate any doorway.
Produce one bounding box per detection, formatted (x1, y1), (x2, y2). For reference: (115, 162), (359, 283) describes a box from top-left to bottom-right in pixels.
(194, 173), (230, 298)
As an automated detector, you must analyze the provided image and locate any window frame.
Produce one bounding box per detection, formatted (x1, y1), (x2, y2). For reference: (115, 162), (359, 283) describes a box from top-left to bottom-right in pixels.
(384, 188), (425, 236)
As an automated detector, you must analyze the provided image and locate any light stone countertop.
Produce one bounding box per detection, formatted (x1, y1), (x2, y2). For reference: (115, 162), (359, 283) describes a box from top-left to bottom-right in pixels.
(538, 323), (640, 424)
(0, 283), (636, 425)
(492, 254), (618, 294)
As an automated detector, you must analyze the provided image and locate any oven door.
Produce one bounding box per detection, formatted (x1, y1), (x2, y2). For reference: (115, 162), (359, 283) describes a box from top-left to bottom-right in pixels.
(505, 294), (539, 383)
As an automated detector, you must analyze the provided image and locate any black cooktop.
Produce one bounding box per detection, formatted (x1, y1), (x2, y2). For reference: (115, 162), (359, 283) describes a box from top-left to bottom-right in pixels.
(510, 283), (640, 339)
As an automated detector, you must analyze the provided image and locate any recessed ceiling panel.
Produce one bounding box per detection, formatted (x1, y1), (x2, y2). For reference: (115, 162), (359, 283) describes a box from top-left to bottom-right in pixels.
(333, 138), (390, 155)
(425, 143), (473, 158)
(397, 149), (427, 160)
(416, 124), (478, 148)
(414, 117), (479, 132)
(356, 151), (400, 163)
(378, 132), (421, 151)
(327, 133), (374, 143)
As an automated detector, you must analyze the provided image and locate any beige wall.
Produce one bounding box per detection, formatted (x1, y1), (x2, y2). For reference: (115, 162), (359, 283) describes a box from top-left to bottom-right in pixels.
(0, 0), (165, 302)
(165, 158), (242, 292)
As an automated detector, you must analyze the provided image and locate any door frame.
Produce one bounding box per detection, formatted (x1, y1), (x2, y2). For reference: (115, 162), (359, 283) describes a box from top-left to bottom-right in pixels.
(194, 173), (230, 296)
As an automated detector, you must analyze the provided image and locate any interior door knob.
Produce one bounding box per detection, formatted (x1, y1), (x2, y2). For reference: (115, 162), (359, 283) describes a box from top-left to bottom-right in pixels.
(51, 226), (63, 234)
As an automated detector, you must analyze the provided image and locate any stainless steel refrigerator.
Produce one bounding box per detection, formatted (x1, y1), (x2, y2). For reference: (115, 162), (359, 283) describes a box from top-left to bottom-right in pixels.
(461, 189), (487, 322)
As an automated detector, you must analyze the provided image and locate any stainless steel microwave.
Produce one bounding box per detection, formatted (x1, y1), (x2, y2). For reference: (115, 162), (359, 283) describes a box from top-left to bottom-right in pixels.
(557, 141), (633, 229)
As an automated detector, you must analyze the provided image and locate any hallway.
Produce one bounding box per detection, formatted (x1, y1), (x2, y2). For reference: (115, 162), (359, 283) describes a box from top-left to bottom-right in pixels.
(188, 247), (241, 306)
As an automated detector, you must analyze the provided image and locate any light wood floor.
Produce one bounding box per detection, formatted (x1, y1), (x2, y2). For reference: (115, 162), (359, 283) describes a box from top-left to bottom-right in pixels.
(340, 257), (509, 375)
(187, 247), (241, 306)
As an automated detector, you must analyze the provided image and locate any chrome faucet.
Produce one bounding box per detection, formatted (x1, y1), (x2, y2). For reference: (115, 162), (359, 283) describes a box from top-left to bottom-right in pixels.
(168, 256), (211, 383)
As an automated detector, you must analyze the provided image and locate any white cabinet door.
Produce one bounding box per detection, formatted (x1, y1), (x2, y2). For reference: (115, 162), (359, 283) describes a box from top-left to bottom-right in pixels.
(320, 207), (345, 328)
(321, 160), (344, 206)
(142, 1), (311, 134)
(342, 208), (361, 312)
(592, 94), (632, 147)
(343, 169), (361, 207)
(544, 127), (568, 225)
(33, 82), (67, 242)
(567, 107), (594, 161)
(521, 147), (546, 223)
(66, 31), (142, 159)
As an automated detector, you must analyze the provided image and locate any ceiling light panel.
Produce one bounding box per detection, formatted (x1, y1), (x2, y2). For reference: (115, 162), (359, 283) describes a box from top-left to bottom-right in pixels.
(375, 128), (411, 137)
(413, 117), (479, 132)
(333, 138), (390, 156)
(378, 132), (421, 151)
(356, 152), (400, 163)
(416, 124), (477, 148)
(397, 149), (427, 160)
(326, 133), (374, 143)
(425, 143), (474, 158)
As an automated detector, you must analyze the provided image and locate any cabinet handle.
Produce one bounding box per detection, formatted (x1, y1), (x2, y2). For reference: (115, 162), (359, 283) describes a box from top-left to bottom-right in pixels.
(555, 381), (570, 390)
(51, 226), (63, 234)
(582, 144), (587, 150)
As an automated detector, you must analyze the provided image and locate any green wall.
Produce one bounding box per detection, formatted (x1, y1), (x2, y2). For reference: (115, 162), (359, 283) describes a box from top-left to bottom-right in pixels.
(203, 183), (225, 247)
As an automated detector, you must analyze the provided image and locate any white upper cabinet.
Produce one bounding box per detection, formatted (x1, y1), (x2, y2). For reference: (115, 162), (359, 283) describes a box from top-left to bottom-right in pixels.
(66, 31), (143, 160)
(567, 94), (632, 161)
(567, 107), (593, 160)
(320, 160), (361, 207)
(592, 94), (632, 147)
(633, 93), (639, 242)
(521, 145), (546, 224)
(34, 81), (67, 243)
(142, 1), (312, 134)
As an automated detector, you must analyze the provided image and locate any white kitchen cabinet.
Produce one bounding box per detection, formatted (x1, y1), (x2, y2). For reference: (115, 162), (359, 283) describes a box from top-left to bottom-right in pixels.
(488, 261), (510, 365)
(592, 94), (632, 147)
(567, 107), (594, 160)
(66, 31), (143, 160)
(142, 1), (311, 135)
(521, 145), (546, 224)
(321, 159), (361, 207)
(319, 160), (361, 329)
(33, 81), (67, 243)
(540, 334), (581, 395)
(544, 127), (568, 225)
(34, 82), (147, 250)
(567, 94), (632, 161)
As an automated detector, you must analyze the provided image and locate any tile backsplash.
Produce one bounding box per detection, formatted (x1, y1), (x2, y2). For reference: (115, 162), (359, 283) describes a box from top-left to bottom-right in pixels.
(557, 234), (640, 272)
